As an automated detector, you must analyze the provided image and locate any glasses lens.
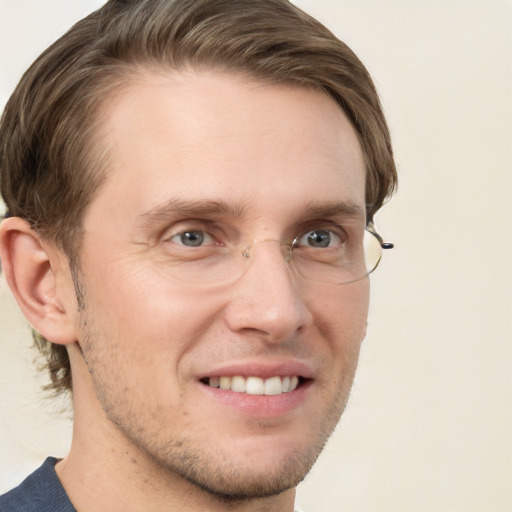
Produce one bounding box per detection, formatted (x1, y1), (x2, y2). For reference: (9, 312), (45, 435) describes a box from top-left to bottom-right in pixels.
(363, 230), (383, 275)
(168, 250), (240, 284)
(164, 229), (385, 286)
(292, 228), (383, 284)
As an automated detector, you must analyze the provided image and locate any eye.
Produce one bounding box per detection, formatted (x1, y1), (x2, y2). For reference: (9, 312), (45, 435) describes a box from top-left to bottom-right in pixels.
(296, 227), (346, 248)
(168, 229), (216, 247)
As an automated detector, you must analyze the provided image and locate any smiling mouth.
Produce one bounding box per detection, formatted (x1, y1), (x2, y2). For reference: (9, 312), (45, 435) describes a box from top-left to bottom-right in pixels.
(200, 376), (305, 396)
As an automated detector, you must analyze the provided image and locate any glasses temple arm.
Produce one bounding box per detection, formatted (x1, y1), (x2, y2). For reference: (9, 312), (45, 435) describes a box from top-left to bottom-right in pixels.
(366, 222), (394, 250)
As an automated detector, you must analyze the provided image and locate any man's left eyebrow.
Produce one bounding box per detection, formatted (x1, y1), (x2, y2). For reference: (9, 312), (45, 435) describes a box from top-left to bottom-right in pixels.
(135, 198), (246, 229)
(303, 201), (366, 223)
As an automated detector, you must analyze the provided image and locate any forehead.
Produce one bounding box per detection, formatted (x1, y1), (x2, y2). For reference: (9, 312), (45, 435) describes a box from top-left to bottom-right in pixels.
(86, 70), (366, 230)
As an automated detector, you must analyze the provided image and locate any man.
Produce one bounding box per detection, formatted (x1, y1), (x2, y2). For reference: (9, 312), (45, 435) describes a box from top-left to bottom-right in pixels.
(0, 0), (396, 510)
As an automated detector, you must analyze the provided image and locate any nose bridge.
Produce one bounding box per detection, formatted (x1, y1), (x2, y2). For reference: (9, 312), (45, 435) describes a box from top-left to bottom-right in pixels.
(240, 238), (296, 298)
(226, 237), (312, 342)
(242, 238), (291, 262)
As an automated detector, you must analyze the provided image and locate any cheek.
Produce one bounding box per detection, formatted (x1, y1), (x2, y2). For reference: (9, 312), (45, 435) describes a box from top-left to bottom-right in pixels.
(310, 280), (369, 334)
(307, 280), (369, 369)
(77, 266), (226, 411)
(80, 261), (224, 360)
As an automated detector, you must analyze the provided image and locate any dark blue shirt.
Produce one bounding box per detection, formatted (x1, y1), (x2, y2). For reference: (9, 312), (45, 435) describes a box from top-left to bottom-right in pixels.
(0, 458), (75, 512)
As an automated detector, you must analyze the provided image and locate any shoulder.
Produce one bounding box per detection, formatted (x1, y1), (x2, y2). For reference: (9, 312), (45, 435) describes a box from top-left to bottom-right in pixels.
(0, 458), (75, 512)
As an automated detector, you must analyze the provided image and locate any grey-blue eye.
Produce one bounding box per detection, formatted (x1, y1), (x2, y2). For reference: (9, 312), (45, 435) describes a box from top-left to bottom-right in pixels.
(297, 228), (344, 248)
(170, 230), (213, 247)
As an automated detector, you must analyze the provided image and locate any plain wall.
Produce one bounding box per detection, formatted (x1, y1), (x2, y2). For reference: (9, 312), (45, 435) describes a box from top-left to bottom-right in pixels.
(1, 1), (511, 510)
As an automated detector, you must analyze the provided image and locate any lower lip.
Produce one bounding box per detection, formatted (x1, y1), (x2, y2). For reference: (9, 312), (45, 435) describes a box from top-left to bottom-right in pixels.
(198, 380), (312, 417)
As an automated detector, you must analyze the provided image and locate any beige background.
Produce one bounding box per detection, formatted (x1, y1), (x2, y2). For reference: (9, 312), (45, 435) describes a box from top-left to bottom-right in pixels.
(1, 1), (511, 510)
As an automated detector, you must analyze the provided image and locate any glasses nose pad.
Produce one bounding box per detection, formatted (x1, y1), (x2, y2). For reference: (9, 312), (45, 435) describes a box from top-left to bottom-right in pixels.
(241, 242), (253, 259)
(240, 239), (292, 261)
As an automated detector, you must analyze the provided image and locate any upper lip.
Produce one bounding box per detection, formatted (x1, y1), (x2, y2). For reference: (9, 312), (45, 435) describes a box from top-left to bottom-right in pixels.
(198, 359), (315, 380)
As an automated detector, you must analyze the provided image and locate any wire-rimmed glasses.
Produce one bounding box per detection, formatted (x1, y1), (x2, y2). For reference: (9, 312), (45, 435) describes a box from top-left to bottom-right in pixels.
(162, 222), (393, 286)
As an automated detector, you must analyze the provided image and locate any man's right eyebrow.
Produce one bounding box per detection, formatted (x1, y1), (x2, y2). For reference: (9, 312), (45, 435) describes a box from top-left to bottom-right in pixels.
(135, 199), (246, 230)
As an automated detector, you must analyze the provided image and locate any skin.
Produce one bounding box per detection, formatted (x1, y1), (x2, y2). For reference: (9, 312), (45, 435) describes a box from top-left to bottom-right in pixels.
(1, 71), (369, 512)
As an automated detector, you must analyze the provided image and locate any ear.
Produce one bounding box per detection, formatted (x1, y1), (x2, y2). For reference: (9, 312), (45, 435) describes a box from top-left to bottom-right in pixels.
(0, 217), (77, 345)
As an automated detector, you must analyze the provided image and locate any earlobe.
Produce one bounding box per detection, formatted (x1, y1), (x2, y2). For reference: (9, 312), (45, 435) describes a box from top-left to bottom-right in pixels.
(0, 217), (77, 345)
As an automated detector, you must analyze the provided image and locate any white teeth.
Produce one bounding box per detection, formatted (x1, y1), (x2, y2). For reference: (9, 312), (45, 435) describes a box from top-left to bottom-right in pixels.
(264, 376), (282, 396)
(246, 376), (265, 395)
(231, 376), (246, 393)
(219, 376), (231, 390)
(207, 376), (301, 395)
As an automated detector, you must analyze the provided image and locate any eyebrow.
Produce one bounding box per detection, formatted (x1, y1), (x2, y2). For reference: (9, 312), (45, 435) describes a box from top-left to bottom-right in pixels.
(135, 198), (246, 231)
(303, 200), (367, 223)
(135, 197), (366, 233)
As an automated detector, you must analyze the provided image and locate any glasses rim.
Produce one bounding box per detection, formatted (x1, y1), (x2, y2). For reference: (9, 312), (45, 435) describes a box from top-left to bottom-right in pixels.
(285, 222), (393, 285)
(179, 223), (394, 286)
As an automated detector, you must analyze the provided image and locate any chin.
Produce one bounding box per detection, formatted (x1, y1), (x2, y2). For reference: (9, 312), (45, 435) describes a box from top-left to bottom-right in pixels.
(140, 416), (338, 503)
(167, 445), (320, 502)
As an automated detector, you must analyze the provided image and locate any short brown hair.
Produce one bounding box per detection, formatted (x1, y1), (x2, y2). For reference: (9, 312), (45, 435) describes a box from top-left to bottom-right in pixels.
(0, 0), (397, 395)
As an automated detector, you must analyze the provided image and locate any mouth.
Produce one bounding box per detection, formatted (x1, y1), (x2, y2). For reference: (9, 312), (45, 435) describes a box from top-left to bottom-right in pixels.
(200, 375), (304, 396)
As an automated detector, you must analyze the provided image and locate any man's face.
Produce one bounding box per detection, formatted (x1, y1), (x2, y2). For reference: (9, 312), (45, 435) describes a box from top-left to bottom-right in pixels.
(73, 71), (369, 499)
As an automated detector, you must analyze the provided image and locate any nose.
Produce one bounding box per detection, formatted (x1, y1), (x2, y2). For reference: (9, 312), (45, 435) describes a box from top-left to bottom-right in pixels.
(224, 240), (313, 343)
